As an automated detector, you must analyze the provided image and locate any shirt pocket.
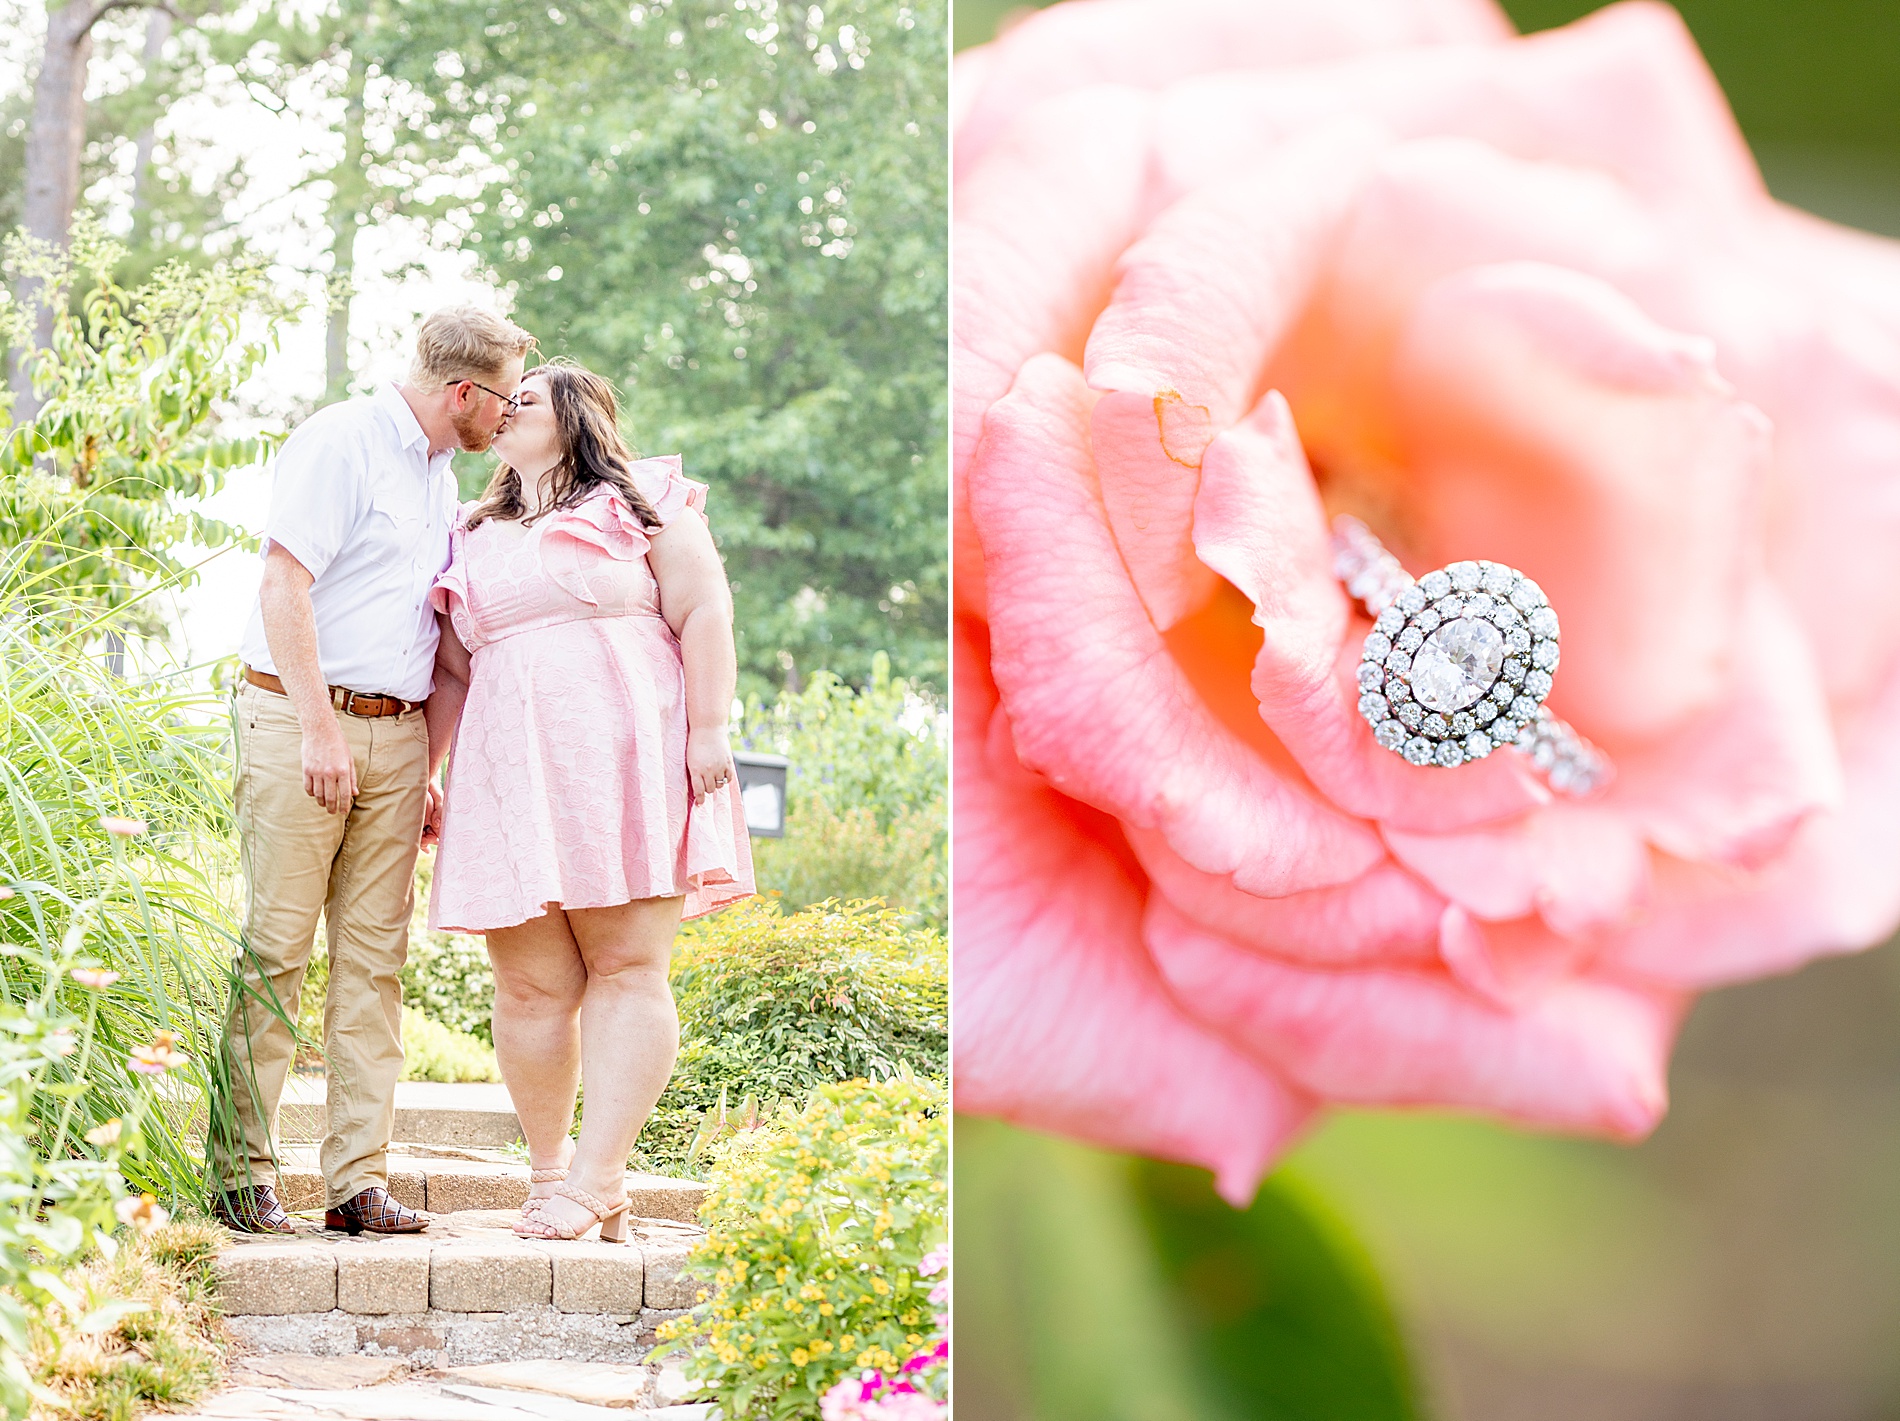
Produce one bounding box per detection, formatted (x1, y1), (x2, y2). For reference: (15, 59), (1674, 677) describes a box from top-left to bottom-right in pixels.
(368, 484), (427, 564)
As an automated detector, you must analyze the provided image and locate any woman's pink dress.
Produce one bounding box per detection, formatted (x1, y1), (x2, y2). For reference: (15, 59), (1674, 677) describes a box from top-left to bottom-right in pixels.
(427, 456), (754, 932)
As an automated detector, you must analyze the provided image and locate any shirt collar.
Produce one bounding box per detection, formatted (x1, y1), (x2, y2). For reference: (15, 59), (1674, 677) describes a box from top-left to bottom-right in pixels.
(377, 382), (433, 456)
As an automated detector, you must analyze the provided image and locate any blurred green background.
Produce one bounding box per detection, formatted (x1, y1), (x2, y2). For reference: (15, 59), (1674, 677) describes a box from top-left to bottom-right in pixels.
(954, 3), (1900, 1418)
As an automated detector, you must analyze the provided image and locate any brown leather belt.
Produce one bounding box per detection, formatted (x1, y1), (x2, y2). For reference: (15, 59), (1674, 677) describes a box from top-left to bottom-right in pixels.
(244, 667), (423, 718)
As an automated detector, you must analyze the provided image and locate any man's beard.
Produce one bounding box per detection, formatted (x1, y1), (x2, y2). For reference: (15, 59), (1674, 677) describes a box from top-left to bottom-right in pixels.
(451, 404), (498, 453)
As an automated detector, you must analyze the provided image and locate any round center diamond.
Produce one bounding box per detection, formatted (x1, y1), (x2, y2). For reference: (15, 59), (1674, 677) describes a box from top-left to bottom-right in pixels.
(1409, 617), (1504, 713)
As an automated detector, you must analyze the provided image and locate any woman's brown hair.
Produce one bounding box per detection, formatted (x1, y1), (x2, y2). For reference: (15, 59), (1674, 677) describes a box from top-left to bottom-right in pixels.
(464, 358), (662, 531)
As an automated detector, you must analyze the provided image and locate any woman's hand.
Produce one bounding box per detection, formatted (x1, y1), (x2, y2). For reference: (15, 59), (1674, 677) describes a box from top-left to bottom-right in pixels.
(687, 725), (735, 805)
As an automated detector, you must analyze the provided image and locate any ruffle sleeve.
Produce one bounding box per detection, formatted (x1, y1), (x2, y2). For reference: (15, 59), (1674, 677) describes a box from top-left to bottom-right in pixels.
(629, 454), (708, 527)
(539, 457), (707, 606)
(429, 506), (474, 618)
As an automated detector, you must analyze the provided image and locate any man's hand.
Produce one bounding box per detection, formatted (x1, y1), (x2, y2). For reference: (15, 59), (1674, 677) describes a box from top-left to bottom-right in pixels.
(420, 782), (444, 850)
(303, 718), (357, 815)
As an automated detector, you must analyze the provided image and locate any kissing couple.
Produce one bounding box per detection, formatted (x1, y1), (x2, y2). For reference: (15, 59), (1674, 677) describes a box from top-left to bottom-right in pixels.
(213, 306), (754, 1241)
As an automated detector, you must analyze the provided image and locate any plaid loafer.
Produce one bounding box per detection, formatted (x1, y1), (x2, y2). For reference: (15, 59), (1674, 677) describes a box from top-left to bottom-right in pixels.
(325, 1185), (430, 1235)
(213, 1183), (295, 1235)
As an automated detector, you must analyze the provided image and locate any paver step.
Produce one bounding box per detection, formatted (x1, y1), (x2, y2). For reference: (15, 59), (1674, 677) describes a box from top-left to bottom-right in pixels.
(263, 1144), (705, 1223)
(216, 1209), (708, 1368)
(281, 1078), (524, 1149)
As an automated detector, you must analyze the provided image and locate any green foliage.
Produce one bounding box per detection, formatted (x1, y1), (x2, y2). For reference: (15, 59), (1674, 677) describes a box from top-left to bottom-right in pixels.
(0, 982), (126, 1420)
(954, 1116), (1422, 1421)
(1132, 1161), (1420, 1421)
(29, 1221), (226, 1421)
(0, 217), (292, 630)
(400, 860), (497, 1044)
(397, 0), (948, 695)
(637, 898), (945, 1176)
(742, 653), (946, 926)
(0, 591), (251, 1210)
(659, 1076), (947, 1420)
(398, 1007), (501, 1084)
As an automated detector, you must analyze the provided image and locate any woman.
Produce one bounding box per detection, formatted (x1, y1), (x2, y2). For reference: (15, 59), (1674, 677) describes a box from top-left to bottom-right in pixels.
(427, 359), (753, 1242)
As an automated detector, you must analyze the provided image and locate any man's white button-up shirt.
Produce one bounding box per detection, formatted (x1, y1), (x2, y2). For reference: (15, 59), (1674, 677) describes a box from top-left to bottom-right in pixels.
(239, 382), (459, 703)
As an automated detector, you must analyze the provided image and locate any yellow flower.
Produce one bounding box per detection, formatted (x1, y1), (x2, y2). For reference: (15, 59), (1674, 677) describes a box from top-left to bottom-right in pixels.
(791, 1349), (809, 1366)
(85, 1119), (122, 1146)
(819, 1303), (834, 1316)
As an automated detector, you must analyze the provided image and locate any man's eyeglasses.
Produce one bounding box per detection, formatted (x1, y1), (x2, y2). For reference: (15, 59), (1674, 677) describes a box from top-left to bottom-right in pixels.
(457, 379), (520, 414)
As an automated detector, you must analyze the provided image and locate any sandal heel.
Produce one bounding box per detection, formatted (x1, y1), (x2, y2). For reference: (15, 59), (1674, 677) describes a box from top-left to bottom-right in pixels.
(599, 1209), (629, 1244)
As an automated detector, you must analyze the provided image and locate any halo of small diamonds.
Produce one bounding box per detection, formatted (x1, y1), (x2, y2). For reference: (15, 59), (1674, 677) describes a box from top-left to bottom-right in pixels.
(1358, 560), (1560, 769)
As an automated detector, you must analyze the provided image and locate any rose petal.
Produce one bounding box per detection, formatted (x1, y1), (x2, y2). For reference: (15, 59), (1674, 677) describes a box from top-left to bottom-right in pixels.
(1191, 385), (1547, 829)
(956, 0), (1509, 181)
(1605, 656), (1900, 988)
(1609, 579), (1841, 867)
(1383, 802), (1650, 937)
(1126, 825), (1443, 969)
(954, 86), (1158, 616)
(1154, 4), (1762, 219)
(1145, 895), (1684, 1138)
(1081, 126), (1386, 630)
(970, 353), (1385, 895)
(953, 617), (1311, 1202)
(1389, 261), (1770, 742)
(1437, 904), (1603, 1010)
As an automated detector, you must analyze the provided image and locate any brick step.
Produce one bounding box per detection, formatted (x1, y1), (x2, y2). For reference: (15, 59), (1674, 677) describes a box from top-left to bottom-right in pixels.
(265, 1145), (705, 1223)
(216, 1209), (707, 1369)
(280, 1079), (523, 1149)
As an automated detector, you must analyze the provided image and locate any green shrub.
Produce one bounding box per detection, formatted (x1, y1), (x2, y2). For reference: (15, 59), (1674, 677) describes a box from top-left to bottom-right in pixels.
(401, 859), (495, 1043)
(658, 1076), (947, 1421)
(741, 655), (945, 929)
(635, 900), (946, 1177)
(398, 1008), (500, 1083)
(748, 798), (945, 930)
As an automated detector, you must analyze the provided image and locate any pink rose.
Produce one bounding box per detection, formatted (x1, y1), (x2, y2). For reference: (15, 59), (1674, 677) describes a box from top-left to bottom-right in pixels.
(954, 0), (1900, 1202)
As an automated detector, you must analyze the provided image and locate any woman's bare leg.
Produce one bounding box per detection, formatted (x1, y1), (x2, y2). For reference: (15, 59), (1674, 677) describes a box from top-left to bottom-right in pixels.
(520, 894), (684, 1236)
(485, 908), (587, 1201)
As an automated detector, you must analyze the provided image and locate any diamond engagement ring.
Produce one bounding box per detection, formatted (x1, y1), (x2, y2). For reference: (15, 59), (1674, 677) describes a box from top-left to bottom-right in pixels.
(1331, 516), (1611, 797)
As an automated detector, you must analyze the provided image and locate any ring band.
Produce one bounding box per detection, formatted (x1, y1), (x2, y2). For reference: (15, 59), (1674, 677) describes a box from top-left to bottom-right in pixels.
(1331, 516), (1611, 797)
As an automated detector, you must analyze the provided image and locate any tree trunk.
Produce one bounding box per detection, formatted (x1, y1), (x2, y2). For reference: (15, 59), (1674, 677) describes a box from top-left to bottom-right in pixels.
(130, 8), (173, 228)
(323, 52), (370, 406)
(11, 0), (98, 423)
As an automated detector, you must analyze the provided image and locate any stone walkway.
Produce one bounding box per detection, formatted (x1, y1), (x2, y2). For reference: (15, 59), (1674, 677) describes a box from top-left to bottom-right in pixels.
(171, 1354), (713, 1419)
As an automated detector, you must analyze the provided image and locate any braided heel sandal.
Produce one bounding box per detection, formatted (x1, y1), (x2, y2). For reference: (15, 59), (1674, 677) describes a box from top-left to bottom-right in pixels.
(514, 1181), (630, 1243)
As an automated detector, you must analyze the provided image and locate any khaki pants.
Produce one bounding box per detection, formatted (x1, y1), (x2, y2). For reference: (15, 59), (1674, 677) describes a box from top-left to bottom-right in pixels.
(220, 682), (428, 1206)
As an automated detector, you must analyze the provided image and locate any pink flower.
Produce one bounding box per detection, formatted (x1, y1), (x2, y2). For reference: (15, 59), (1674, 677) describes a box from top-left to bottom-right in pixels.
(98, 817), (147, 838)
(70, 968), (120, 991)
(916, 1245), (948, 1278)
(128, 1031), (189, 1076)
(820, 1374), (947, 1421)
(955, 0), (1900, 1203)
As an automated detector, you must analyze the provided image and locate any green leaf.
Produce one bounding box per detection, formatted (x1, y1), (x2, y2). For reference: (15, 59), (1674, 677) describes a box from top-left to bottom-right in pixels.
(1131, 1160), (1422, 1421)
(75, 1298), (150, 1335)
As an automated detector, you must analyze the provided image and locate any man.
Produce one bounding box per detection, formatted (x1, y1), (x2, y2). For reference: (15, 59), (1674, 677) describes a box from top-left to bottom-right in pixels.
(214, 307), (533, 1235)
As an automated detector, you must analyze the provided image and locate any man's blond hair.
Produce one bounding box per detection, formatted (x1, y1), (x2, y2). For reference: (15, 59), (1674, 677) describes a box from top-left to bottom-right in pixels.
(409, 306), (536, 388)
